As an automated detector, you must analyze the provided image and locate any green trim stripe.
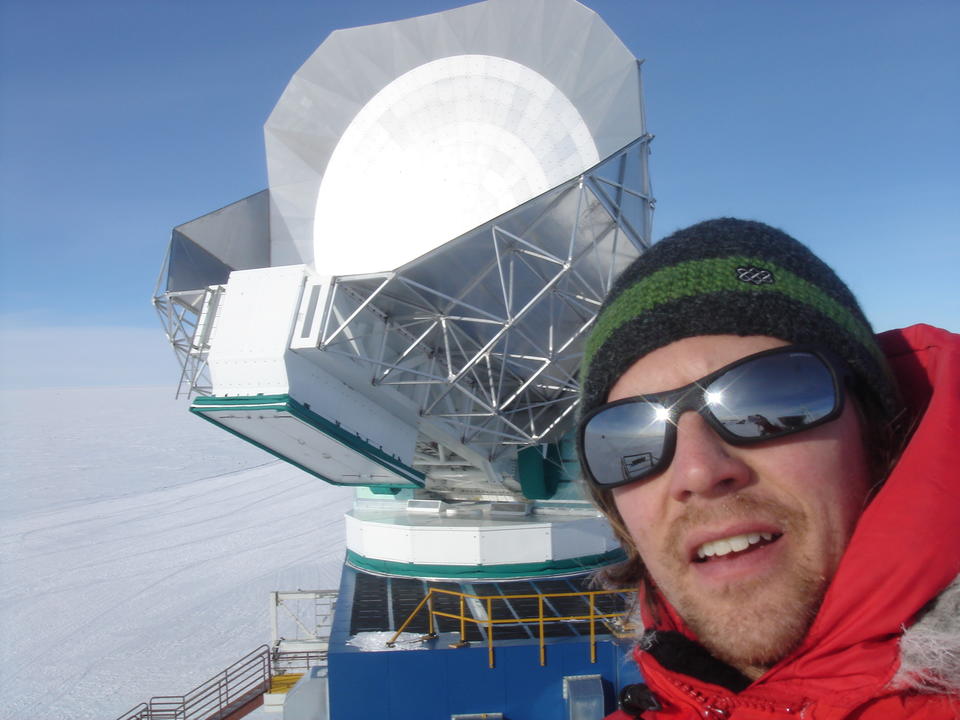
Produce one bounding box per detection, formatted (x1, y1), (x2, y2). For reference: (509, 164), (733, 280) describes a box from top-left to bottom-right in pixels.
(192, 394), (292, 408)
(584, 256), (880, 371)
(345, 548), (626, 579)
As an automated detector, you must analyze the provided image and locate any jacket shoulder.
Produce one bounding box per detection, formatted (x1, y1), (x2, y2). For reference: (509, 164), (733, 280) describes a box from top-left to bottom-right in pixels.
(842, 691), (960, 719)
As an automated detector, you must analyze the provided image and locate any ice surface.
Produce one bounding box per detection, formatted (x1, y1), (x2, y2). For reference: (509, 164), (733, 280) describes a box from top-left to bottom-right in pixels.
(346, 632), (427, 652)
(0, 387), (354, 720)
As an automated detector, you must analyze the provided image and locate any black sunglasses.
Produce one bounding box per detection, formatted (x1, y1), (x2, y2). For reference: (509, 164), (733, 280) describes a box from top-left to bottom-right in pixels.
(578, 345), (849, 489)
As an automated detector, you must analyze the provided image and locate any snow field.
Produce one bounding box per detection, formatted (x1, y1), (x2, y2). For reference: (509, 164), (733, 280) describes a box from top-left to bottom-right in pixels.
(0, 387), (354, 719)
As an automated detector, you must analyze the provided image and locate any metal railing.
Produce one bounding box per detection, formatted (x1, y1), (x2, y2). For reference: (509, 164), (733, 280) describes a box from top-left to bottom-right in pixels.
(386, 587), (636, 668)
(115, 704), (149, 720)
(272, 648), (329, 677)
(114, 645), (271, 720)
(114, 587), (337, 720)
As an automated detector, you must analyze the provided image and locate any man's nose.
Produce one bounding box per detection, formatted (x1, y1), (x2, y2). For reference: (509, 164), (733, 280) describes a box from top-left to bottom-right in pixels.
(667, 411), (753, 502)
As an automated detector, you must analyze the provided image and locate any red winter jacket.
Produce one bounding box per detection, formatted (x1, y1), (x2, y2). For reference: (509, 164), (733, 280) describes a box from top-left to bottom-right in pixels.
(608, 325), (960, 719)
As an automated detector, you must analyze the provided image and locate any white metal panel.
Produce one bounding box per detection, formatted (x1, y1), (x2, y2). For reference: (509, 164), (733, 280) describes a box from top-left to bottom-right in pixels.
(206, 265), (307, 394)
(550, 516), (619, 558)
(203, 265), (420, 469)
(362, 521), (413, 563)
(284, 352), (418, 468)
(344, 511), (613, 567)
(171, 190), (270, 279)
(478, 525), (550, 564)
(208, 410), (420, 487)
(411, 526), (482, 565)
(344, 511), (364, 555)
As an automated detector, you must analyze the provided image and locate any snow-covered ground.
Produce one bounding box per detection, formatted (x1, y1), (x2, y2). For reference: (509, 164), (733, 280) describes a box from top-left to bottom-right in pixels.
(0, 386), (355, 720)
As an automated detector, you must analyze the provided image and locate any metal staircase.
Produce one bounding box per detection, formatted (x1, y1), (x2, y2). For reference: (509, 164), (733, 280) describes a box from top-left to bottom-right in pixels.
(114, 645), (271, 720)
(115, 590), (338, 720)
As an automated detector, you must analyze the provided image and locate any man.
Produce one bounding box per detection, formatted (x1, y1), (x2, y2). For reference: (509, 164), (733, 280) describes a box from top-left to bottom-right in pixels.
(576, 218), (959, 718)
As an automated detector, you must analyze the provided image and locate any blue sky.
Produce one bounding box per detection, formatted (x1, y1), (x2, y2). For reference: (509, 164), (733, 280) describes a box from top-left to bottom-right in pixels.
(1, 0), (957, 389)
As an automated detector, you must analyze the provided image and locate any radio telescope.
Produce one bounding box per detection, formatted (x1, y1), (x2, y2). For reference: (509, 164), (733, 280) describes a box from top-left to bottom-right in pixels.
(155, 0), (653, 579)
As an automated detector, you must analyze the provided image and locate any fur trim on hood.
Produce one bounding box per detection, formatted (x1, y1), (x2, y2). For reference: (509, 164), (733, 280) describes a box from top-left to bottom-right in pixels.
(892, 574), (960, 695)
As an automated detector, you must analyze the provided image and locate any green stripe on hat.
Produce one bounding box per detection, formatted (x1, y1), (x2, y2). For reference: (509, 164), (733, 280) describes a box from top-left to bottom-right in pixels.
(583, 255), (881, 372)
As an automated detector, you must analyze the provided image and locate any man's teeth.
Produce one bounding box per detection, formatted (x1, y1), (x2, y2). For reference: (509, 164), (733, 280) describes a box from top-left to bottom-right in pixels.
(697, 532), (774, 560)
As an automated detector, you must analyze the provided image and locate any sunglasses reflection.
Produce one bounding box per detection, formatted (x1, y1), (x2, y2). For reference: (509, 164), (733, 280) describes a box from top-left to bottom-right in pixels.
(621, 451), (657, 481)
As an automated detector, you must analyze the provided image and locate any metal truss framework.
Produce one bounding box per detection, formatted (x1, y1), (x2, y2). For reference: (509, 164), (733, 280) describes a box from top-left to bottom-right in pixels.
(271, 590), (338, 647)
(153, 139), (652, 478)
(152, 248), (220, 399)
(311, 139), (653, 460)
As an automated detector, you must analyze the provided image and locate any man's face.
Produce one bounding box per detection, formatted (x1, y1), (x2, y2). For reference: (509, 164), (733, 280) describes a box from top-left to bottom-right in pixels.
(608, 335), (872, 678)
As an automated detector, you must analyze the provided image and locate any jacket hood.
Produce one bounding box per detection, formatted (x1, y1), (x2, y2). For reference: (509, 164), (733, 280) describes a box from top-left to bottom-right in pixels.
(635, 324), (960, 708)
(758, 324), (960, 696)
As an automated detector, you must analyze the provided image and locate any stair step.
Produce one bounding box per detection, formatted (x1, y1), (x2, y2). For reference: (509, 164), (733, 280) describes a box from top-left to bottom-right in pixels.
(269, 673), (304, 694)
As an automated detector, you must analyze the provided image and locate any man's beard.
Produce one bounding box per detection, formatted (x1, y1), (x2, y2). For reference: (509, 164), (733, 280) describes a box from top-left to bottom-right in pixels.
(651, 494), (826, 676)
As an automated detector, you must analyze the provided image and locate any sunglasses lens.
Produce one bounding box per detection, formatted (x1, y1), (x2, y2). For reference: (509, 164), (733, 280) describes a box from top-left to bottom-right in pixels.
(705, 351), (838, 439)
(583, 401), (669, 487)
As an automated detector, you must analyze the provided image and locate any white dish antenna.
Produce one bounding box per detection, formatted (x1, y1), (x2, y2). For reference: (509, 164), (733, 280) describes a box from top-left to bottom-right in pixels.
(314, 55), (598, 275)
(159, 0), (654, 480)
(264, 0), (646, 271)
(156, 0), (654, 576)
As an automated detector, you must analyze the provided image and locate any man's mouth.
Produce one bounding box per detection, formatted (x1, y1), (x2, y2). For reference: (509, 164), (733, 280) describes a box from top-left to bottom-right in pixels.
(693, 532), (781, 562)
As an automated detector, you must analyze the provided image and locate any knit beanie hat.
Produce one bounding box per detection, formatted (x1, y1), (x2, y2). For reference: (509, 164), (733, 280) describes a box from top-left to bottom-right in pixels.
(579, 218), (900, 428)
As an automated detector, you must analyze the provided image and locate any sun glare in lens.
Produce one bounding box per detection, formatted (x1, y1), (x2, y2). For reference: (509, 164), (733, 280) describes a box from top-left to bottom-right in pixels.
(705, 390), (724, 406)
(652, 404), (671, 422)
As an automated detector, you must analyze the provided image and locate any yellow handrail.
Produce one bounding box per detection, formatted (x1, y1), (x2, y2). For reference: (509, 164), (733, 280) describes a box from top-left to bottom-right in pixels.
(538, 594), (545, 666)
(385, 592), (434, 646)
(589, 593), (596, 663)
(427, 592), (435, 637)
(384, 587), (636, 668)
(487, 596), (494, 668)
